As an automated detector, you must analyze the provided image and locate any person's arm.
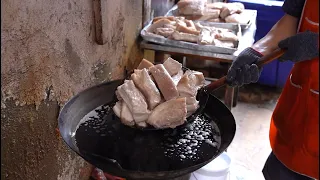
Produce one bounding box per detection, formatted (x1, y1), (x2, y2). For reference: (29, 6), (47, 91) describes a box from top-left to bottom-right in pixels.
(252, 14), (299, 55)
(252, 0), (306, 55)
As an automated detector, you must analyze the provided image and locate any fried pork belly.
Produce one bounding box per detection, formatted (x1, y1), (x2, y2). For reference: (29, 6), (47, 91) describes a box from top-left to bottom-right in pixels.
(131, 69), (161, 110)
(198, 27), (214, 45)
(149, 64), (179, 101)
(117, 80), (150, 123)
(163, 57), (183, 76)
(172, 31), (198, 43)
(147, 19), (172, 33)
(147, 97), (187, 129)
(176, 23), (200, 35)
(152, 16), (175, 23)
(220, 3), (245, 19)
(120, 102), (135, 126)
(212, 39), (235, 48)
(177, 70), (205, 97)
(155, 27), (175, 38)
(225, 13), (249, 24)
(137, 58), (154, 70)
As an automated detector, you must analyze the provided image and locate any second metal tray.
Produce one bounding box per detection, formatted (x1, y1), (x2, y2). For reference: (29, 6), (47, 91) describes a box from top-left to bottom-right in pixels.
(140, 21), (242, 55)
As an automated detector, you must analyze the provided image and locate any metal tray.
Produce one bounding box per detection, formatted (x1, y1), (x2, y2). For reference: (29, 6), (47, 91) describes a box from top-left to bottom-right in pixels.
(165, 5), (257, 30)
(140, 21), (242, 55)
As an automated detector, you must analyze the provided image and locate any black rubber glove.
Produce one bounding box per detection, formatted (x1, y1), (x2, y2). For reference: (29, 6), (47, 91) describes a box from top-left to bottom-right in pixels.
(278, 31), (319, 62)
(226, 47), (263, 87)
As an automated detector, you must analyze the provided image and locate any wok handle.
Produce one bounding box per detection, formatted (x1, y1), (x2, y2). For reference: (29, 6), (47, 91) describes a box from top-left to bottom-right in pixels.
(205, 48), (286, 92)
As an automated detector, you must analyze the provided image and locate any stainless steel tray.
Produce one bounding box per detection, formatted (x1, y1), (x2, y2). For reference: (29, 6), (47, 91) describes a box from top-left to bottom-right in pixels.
(140, 21), (242, 55)
(165, 5), (257, 30)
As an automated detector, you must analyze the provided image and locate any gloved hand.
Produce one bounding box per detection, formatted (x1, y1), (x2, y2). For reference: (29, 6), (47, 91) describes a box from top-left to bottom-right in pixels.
(226, 47), (263, 87)
(278, 31), (319, 62)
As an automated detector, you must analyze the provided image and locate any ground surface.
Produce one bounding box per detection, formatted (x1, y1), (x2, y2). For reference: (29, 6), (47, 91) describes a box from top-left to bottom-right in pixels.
(192, 84), (281, 180)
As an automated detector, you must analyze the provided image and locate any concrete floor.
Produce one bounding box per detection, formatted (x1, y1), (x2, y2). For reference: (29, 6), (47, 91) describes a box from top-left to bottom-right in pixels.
(227, 101), (276, 180)
(190, 100), (277, 180)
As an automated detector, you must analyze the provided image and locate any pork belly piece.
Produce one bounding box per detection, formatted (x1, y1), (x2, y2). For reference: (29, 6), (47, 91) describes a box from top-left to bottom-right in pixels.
(185, 97), (199, 117)
(176, 23), (200, 35)
(137, 58), (154, 70)
(178, 1), (206, 16)
(115, 90), (122, 101)
(164, 24), (177, 30)
(131, 68), (161, 110)
(198, 27), (214, 45)
(117, 80), (150, 123)
(113, 101), (122, 117)
(225, 13), (250, 24)
(194, 22), (204, 31)
(155, 27), (175, 38)
(220, 3), (244, 19)
(184, 19), (197, 30)
(152, 16), (175, 23)
(149, 64), (179, 101)
(147, 19), (172, 33)
(213, 29), (238, 42)
(136, 122), (148, 128)
(212, 39), (235, 48)
(172, 31), (198, 43)
(172, 70), (184, 86)
(163, 57), (182, 76)
(177, 70), (205, 97)
(121, 102), (135, 126)
(147, 97), (187, 129)
(206, 2), (227, 10)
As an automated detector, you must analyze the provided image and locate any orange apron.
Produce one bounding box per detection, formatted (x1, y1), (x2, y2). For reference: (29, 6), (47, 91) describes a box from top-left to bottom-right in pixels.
(269, 0), (319, 179)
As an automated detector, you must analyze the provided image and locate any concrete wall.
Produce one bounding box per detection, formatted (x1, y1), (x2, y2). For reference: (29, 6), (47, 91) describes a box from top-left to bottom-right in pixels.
(1, 0), (144, 179)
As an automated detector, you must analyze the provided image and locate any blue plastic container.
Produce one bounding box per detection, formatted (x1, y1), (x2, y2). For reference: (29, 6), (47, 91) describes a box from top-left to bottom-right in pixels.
(227, 0), (294, 87)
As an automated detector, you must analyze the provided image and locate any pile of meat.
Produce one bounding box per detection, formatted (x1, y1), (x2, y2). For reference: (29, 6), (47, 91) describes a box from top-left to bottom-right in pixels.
(145, 16), (238, 48)
(177, 0), (249, 24)
(112, 58), (205, 129)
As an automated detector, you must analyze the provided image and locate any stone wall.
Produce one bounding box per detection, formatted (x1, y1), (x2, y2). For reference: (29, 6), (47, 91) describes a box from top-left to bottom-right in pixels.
(1, 0), (144, 179)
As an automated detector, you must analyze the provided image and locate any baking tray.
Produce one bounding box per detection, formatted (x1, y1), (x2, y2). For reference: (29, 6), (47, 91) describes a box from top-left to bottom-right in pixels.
(165, 5), (257, 30)
(140, 21), (242, 55)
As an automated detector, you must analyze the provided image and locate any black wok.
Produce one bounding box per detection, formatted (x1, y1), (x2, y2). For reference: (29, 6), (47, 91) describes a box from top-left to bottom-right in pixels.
(58, 80), (235, 179)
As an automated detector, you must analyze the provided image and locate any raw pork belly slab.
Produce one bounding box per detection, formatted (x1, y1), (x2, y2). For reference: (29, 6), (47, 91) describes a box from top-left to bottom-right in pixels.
(149, 64), (179, 101)
(117, 80), (150, 123)
(131, 68), (161, 110)
(137, 59), (154, 70)
(113, 101), (122, 117)
(177, 70), (205, 97)
(163, 57), (183, 76)
(147, 97), (187, 129)
(120, 102), (135, 126)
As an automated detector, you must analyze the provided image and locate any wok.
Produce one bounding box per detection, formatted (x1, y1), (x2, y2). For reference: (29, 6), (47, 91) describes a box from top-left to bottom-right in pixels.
(58, 80), (235, 179)
(58, 49), (284, 179)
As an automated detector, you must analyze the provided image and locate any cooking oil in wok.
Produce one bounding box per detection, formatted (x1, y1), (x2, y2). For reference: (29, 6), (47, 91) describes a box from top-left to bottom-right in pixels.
(74, 104), (221, 172)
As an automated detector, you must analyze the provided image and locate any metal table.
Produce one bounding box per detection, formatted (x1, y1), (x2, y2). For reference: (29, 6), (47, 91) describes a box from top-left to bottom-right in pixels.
(140, 16), (257, 110)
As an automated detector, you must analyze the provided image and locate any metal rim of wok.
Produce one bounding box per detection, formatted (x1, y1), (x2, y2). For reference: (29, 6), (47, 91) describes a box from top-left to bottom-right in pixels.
(58, 80), (236, 179)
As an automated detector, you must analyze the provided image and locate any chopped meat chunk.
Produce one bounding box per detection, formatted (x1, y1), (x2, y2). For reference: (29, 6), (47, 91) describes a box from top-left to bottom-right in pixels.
(177, 70), (205, 97)
(198, 27), (214, 45)
(176, 23), (200, 35)
(163, 57), (182, 76)
(137, 58), (154, 70)
(147, 19), (172, 33)
(149, 64), (179, 101)
(120, 102), (135, 126)
(117, 80), (150, 123)
(147, 97), (187, 129)
(131, 68), (161, 110)
(225, 13), (250, 24)
(155, 27), (175, 38)
(171, 31), (198, 43)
